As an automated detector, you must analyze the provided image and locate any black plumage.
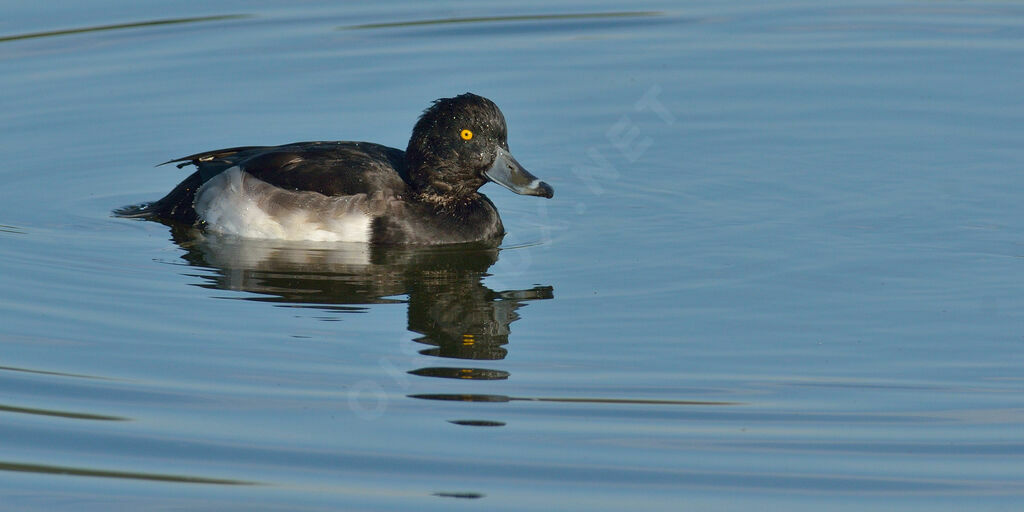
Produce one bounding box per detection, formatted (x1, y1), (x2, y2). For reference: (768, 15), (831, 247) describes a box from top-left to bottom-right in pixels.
(124, 93), (552, 245)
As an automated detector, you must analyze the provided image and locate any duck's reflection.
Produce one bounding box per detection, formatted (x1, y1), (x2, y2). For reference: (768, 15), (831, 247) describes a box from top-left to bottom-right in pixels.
(168, 226), (552, 366)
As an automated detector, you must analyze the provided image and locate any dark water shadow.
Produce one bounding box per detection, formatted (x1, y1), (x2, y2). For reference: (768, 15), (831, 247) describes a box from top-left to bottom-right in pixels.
(167, 226), (552, 358)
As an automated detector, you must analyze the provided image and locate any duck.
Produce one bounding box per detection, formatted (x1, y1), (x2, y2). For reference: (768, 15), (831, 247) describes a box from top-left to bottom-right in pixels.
(129, 93), (553, 245)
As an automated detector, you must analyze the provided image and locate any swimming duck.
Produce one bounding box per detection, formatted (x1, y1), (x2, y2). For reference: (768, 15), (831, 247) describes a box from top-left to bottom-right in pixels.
(131, 93), (553, 245)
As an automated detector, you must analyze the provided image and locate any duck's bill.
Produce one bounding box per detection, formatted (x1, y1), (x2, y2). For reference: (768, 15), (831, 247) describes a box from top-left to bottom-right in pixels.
(484, 147), (554, 198)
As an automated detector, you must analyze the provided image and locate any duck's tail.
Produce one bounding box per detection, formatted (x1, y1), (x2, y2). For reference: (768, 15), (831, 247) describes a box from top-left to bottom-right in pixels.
(117, 146), (274, 224)
(114, 170), (203, 225)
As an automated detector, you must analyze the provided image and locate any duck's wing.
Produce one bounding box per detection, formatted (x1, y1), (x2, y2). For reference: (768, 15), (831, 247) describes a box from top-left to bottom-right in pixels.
(136, 142), (409, 225)
(168, 141), (410, 198)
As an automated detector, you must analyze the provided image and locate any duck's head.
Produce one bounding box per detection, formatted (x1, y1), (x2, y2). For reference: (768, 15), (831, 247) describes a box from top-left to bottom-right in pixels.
(406, 93), (554, 206)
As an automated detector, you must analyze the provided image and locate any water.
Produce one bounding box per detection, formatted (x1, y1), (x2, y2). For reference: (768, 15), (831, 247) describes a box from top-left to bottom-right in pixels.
(2, 1), (1024, 510)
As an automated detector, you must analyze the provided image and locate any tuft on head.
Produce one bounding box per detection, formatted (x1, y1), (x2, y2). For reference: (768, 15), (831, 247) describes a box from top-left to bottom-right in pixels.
(411, 93), (507, 145)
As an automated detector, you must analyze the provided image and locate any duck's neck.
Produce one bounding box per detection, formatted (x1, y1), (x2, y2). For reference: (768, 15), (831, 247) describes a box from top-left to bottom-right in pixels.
(408, 168), (486, 211)
(414, 189), (482, 214)
(405, 151), (486, 210)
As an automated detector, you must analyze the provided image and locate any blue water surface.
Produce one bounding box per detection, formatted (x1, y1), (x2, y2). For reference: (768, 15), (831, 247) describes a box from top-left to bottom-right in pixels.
(1, 1), (1023, 510)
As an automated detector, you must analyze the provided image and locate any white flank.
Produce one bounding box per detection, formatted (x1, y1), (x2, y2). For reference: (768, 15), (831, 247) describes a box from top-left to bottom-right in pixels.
(194, 167), (374, 242)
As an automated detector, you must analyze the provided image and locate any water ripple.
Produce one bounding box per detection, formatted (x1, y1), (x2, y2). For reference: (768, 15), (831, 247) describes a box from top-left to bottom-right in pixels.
(0, 14), (248, 43)
(340, 11), (663, 30)
(0, 460), (255, 485)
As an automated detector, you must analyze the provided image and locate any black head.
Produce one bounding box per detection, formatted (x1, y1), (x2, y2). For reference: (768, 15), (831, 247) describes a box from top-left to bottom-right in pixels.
(405, 93), (553, 206)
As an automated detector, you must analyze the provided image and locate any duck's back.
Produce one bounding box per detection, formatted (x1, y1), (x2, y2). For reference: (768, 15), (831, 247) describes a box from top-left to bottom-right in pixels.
(226, 142), (410, 197)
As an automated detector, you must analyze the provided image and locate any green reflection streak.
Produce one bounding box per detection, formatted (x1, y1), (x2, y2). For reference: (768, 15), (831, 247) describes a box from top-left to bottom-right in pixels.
(0, 364), (113, 380)
(0, 14), (248, 43)
(0, 460), (256, 485)
(0, 404), (127, 421)
(342, 11), (663, 30)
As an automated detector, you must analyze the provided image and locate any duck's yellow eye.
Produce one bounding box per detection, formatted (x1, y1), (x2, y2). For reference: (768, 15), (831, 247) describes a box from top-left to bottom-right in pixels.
(460, 129), (473, 140)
